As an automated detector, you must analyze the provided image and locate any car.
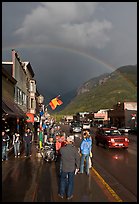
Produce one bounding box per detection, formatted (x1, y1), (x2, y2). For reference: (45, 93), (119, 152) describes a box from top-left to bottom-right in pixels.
(118, 127), (131, 133)
(70, 122), (82, 133)
(82, 123), (91, 130)
(70, 125), (82, 133)
(95, 127), (129, 149)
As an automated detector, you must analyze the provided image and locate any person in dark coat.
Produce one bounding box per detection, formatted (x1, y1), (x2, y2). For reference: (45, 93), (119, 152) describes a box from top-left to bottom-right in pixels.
(23, 128), (32, 157)
(2, 130), (10, 161)
(58, 136), (80, 200)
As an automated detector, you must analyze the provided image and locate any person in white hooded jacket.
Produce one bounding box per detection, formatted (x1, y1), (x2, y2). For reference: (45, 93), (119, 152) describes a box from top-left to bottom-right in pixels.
(13, 132), (21, 158)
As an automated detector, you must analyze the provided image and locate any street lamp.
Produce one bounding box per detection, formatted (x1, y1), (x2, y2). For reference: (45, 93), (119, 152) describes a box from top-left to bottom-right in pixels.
(37, 95), (44, 149)
(37, 95), (44, 104)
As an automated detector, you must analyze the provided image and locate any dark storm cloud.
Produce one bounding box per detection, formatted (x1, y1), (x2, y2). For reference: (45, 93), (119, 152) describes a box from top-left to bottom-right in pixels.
(18, 46), (110, 98)
(2, 2), (40, 47)
(2, 2), (137, 103)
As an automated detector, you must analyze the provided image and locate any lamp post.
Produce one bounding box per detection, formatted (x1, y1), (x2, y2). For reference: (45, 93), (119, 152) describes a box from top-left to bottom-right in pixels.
(37, 95), (44, 104)
(37, 95), (44, 149)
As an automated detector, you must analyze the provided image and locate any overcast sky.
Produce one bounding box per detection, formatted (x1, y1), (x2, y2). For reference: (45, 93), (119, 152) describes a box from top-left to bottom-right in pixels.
(2, 2), (137, 104)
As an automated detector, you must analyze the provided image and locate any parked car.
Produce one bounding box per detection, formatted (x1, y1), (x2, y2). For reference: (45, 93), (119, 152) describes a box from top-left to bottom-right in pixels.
(95, 127), (129, 149)
(118, 126), (131, 133)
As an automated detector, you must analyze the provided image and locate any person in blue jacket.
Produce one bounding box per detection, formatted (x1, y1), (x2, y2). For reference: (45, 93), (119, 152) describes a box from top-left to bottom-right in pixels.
(79, 131), (92, 175)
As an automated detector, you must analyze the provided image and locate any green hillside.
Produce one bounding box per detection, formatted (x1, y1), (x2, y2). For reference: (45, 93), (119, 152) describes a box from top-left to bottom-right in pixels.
(59, 65), (137, 115)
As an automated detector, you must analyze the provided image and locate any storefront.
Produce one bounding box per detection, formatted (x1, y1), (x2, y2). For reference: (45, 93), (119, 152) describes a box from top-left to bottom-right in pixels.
(2, 99), (26, 148)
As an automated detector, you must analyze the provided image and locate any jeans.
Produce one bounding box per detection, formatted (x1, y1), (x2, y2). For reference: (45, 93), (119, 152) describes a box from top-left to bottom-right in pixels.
(59, 159), (62, 175)
(59, 171), (74, 197)
(24, 142), (31, 156)
(14, 142), (20, 156)
(80, 154), (89, 174)
(2, 145), (8, 160)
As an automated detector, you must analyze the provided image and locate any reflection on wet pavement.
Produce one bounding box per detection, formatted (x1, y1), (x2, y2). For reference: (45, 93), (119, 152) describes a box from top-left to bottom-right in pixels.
(2, 143), (118, 202)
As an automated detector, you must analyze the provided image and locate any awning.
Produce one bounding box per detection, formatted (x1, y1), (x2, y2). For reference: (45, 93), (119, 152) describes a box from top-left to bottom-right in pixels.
(2, 101), (16, 116)
(2, 99), (26, 118)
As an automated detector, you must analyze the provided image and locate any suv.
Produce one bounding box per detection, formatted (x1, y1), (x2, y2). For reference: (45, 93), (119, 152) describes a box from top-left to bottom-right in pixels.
(95, 127), (129, 149)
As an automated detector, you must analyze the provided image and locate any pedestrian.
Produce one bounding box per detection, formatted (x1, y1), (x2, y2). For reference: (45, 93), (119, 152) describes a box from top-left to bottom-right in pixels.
(50, 126), (55, 137)
(5, 129), (10, 151)
(39, 127), (43, 149)
(2, 130), (10, 161)
(55, 135), (61, 156)
(79, 131), (92, 175)
(43, 128), (48, 145)
(85, 130), (93, 168)
(46, 136), (55, 147)
(37, 126), (40, 141)
(55, 133), (67, 176)
(44, 136), (56, 161)
(23, 128), (32, 157)
(60, 133), (66, 148)
(58, 136), (80, 200)
(13, 132), (21, 158)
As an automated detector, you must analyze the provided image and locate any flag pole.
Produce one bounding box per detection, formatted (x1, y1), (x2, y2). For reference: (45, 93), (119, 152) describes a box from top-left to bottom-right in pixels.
(56, 95), (61, 99)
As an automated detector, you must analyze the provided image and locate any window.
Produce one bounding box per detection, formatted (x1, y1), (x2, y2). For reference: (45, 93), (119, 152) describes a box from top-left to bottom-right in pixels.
(19, 90), (22, 105)
(14, 87), (27, 106)
(30, 80), (36, 92)
(17, 88), (20, 104)
(14, 87), (18, 102)
(31, 98), (34, 109)
(22, 92), (27, 106)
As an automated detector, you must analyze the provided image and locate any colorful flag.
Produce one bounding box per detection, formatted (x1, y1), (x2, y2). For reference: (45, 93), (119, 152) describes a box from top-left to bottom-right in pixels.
(49, 96), (63, 110)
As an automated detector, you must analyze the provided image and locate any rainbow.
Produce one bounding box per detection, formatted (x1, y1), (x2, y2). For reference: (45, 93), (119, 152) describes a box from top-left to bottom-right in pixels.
(2, 43), (136, 89)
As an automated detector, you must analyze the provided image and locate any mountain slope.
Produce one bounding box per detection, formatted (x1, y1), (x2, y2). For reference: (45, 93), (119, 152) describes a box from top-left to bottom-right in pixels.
(60, 64), (137, 115)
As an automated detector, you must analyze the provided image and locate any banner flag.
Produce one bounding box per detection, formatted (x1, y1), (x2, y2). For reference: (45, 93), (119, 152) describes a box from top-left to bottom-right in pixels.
(49, 96), (63, 110)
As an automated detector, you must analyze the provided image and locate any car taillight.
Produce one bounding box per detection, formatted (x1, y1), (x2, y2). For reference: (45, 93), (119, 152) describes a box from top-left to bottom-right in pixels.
(110, 138), (115, 142)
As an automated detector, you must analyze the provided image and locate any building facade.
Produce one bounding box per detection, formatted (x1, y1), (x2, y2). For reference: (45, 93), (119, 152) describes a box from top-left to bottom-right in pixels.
(2, 49), (45, 136)
(93, 109), (110, 125)
(2, 66), (26, 146)
(108, 101), (137, 129)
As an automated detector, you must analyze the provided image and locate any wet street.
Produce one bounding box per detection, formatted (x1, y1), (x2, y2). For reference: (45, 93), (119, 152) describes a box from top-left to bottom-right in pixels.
(2, 142), (117, 202)
(2, 126), (137, 202)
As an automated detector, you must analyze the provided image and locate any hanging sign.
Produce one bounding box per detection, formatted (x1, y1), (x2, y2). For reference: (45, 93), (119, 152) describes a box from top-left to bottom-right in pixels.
(26, 113), (34, 122)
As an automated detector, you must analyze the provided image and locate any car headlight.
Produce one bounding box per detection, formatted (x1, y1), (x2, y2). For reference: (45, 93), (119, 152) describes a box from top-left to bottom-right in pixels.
(110, 138), (115, 142)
